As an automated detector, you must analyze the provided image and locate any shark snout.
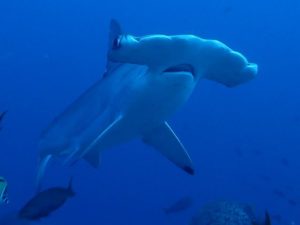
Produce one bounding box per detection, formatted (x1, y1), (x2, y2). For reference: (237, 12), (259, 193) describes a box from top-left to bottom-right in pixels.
(232, 62), (258, 87)
(243, 63), (258, 79)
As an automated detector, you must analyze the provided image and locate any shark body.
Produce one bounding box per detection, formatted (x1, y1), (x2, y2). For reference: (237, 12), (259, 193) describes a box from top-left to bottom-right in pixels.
(36, 20), (257, 189)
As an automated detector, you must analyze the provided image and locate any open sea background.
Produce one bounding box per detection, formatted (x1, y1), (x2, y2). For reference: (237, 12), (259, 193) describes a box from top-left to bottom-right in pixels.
(0, 0), (299, 224)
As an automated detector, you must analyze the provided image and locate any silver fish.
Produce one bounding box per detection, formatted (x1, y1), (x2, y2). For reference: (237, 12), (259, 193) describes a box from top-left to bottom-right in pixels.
(18, 178), (74, 221)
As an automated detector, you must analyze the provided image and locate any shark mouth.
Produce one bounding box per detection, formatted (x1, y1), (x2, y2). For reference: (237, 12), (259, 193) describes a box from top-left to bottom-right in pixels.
(164, 64), (195, 77)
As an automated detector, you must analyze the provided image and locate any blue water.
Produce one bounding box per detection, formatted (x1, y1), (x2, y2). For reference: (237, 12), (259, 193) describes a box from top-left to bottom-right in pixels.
(0, 0), (299, 224)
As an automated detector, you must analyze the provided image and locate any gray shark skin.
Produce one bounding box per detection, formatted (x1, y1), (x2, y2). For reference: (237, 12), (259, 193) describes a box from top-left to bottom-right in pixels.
(36, 20), (257, 190)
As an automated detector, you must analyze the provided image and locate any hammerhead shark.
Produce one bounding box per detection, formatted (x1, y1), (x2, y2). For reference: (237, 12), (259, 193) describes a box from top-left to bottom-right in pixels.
(36, 20), (257, 189)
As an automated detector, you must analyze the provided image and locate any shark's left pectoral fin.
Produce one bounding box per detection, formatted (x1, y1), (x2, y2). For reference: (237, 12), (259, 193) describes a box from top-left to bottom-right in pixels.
(142, 122), (194, 175)
(64, 114), (124, 167)
(36, 154), (52, 192)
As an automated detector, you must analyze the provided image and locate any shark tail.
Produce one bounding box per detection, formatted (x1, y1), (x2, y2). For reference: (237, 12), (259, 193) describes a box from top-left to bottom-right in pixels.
(264, 210), (271, 225)
(36, 154), (52, 193)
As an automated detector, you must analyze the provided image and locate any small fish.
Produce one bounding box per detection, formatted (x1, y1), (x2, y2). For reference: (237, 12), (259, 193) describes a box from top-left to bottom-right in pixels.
(0, 176), (9, 204)
(259, 174), (272, 182)
(233, 147), (244, 158)
(252, 149), (263, 156)
(272, 189), (286, 198)
(287, 199), (297, 207)
(223, 6), (233, 14)
(18, 178), (75, 221)
(163, 196), (193, 214)
(280, 157), (290, 167)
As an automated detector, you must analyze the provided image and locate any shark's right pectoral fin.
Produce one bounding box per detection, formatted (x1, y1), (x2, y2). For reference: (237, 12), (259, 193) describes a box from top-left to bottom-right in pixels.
(142, 122), (194, 175)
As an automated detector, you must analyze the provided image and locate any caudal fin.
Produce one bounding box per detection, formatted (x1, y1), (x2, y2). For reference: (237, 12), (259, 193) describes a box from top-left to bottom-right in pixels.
(35, 155), (52, 193)
(264, 210), (271, 225)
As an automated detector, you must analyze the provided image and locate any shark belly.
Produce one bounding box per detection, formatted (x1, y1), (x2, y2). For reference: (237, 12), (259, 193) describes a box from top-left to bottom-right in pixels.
(79, 68), (196, 152)
(69, 67), (196, 163)
(68, 68), (197, 172)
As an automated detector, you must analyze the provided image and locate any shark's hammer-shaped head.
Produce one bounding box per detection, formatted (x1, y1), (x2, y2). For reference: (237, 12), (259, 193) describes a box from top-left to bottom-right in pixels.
(108, 34), (197, 80)
(107, 20), (257, 87)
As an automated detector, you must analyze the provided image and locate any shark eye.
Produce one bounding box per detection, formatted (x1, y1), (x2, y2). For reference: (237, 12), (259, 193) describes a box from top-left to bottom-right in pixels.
(112, 36), (121, 49)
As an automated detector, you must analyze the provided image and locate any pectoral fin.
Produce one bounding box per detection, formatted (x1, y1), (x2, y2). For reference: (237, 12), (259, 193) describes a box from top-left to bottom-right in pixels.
(36, 154), (52, 192)
(142, 122), (194, 175)
(64, 114), (124, 167)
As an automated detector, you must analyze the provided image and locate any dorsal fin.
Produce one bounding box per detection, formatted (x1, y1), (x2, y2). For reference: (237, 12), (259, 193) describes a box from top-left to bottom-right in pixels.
(108, 19), (122, 50)
(104, 19), (123, 78)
